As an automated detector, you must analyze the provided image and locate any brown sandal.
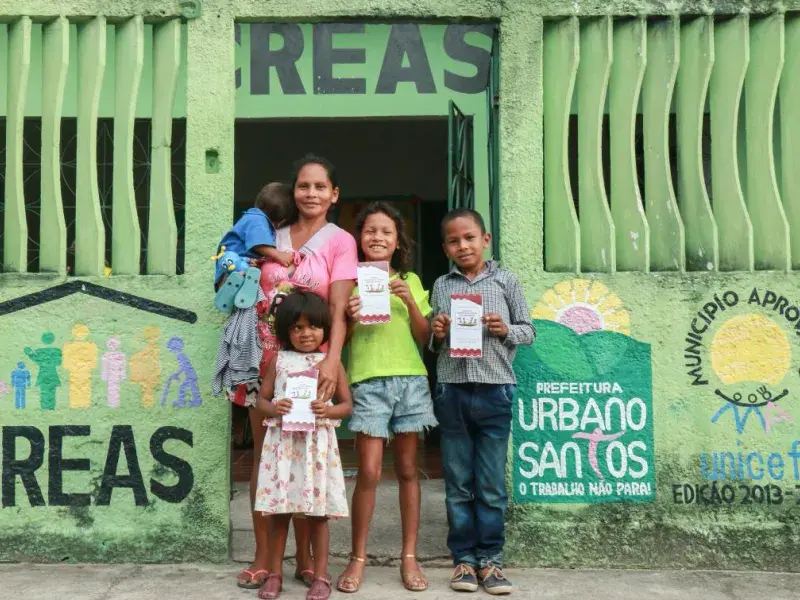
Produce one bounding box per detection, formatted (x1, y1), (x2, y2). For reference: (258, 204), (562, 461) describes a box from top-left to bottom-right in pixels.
(400, 554), (429, 592)
(257, 573), (283, 599)
(306, 575), (333, 600)
(336, 555), (366, 593)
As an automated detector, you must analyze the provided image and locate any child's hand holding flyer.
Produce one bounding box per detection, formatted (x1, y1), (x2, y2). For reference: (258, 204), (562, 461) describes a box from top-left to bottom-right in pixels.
(282, 369), (318, 432)
(357, 261), (391, 324)
(450, 293), (483, 358)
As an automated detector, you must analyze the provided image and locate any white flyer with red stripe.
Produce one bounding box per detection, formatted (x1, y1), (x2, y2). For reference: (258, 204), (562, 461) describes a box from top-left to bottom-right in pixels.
(282, 368), (318, 432)
(450, 293), (483, 358)
(357, 261), (391, 324)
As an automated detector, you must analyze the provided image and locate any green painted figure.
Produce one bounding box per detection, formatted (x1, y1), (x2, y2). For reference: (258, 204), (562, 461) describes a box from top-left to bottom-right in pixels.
(24, 332), (63, 410)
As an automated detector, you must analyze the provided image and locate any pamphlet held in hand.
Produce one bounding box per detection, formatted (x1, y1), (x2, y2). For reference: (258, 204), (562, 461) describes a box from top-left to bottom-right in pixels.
(450, 293), (483, 358)
(357, 261), (391, 324)
(282, 369), (318, 432)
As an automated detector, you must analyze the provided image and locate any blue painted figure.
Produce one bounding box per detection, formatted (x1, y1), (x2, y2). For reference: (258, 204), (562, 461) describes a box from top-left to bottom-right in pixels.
(161, 336), (201, 408)
(10, 362), (31, 409)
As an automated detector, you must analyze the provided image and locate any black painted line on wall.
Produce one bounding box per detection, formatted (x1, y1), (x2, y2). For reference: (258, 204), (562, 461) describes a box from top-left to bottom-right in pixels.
(0, 281), (198, 324)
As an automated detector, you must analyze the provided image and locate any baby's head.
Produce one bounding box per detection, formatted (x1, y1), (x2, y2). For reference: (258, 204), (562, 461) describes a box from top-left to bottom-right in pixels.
(274, 291), (330, 353)
(255, 182), (295, 227)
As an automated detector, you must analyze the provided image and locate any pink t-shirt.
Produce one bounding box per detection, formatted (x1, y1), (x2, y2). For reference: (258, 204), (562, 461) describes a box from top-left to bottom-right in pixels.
(277, 223), (358, 300)
(231, 223), (357, 406)
(257, 223), (358, 361)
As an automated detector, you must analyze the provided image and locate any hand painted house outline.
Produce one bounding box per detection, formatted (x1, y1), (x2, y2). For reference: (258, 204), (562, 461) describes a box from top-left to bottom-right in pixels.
(0, 281), (197, 324)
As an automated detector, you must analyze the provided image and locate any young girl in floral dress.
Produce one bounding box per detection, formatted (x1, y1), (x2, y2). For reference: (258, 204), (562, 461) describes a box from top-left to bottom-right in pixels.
(254, 291), (353, 600)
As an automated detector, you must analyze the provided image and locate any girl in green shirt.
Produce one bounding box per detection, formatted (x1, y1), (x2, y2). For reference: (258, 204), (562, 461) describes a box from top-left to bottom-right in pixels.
(336, 202), (437, 594)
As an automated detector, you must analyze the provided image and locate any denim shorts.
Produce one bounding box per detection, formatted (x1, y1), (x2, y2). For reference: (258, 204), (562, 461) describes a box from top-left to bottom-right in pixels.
(349, 376), (438, 439)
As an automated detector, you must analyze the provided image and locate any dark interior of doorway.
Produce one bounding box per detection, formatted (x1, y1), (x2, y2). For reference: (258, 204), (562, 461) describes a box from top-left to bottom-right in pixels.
(231, 117), (448, 481)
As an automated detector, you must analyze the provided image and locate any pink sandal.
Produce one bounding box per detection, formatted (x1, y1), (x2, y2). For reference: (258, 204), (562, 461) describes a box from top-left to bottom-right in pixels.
(258, 573), (283, 599)
(237, 569), (269, 589)
(306, 575), (332, 600)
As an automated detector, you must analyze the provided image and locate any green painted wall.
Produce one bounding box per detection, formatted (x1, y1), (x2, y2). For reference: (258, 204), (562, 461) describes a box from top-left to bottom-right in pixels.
(510, 273), (800, 570)
(0, 276), (230, 562)
(2, 0), (800, 570)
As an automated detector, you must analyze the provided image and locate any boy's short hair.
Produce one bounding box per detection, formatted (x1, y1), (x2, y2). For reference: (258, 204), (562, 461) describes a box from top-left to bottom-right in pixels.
(273, 291), (331, 348)
(255, 182), (295, 225)
(440, 208), (487, 239)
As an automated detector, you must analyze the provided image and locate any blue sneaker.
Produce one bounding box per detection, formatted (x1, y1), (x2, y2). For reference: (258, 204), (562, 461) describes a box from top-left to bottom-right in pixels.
(479, 565), (513, 595)
(450, 564), (478, 592)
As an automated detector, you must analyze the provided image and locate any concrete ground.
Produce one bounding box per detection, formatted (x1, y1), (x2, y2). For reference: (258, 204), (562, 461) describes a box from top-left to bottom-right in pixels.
(4, 481), (798, 598)
(1, 563), (799, 599)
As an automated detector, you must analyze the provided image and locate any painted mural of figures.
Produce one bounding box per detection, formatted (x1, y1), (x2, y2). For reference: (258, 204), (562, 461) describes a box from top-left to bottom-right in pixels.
(24, 332), (62, 410)
(0, 380), (9, 401)
(102, 338), (127, 408)
(131, 326), (161, 408)
(161, 336), (201, 408)
(10, 362), (31, 409)
(62, 324), (98, 409)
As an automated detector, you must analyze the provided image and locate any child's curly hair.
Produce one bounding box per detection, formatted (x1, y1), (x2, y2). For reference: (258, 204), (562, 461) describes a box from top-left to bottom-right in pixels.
(354, 201), (414, 278)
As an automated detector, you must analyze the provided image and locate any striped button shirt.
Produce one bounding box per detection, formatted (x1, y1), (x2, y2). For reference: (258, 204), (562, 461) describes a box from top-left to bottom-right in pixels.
(429, 261), (535, 385)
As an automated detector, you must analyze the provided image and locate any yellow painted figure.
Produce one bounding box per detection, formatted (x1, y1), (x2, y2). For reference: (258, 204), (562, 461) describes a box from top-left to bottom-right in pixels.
(62, 324), (98, 409)
(131, 326), (162, 408)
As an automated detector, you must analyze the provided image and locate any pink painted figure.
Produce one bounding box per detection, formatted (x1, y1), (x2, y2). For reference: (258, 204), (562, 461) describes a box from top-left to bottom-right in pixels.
(101, 338), (127, 408)
(764, 401), (793, 434)
(571, 427), (625, 480)
(0, 380), (9, 399)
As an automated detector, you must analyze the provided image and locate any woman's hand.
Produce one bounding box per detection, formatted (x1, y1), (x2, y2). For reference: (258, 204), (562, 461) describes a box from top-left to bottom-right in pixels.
(316, 356), (339, 402)
(389, 279), (413, 307)
(274, 398), (293, 416)
(310, 400), (329, 419)
(346, 295), (362, 320)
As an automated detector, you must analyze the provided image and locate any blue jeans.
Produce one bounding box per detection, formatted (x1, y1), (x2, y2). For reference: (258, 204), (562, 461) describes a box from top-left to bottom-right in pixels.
(434, 382), (515, 569)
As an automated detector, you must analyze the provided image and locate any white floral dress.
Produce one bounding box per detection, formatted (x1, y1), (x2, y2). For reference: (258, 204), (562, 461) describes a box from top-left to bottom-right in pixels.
(254, 350), (349, 518)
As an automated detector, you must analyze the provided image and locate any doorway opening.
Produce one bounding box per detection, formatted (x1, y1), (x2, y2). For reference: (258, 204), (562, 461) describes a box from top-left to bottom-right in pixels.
(231, 117), (453, 484)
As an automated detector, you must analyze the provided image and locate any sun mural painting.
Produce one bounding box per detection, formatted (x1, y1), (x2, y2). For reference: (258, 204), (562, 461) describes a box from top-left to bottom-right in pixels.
(531, 279), (631, 335)
(709, 313), (793, 434)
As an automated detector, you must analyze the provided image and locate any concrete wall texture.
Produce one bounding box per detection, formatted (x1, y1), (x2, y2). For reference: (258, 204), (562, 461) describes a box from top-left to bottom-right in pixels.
(2, 0), (800, 570)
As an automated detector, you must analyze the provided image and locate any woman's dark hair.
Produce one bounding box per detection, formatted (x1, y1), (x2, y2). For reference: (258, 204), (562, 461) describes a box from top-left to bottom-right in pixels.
(273, 291), (331, 349)
(355, 201), (414, 278)
(291, 154), (339, 190)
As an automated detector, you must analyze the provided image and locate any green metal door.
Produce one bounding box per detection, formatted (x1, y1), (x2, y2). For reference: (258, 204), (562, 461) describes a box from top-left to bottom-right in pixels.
(487, 29), (501, 260)
(447, 100), (475, 211)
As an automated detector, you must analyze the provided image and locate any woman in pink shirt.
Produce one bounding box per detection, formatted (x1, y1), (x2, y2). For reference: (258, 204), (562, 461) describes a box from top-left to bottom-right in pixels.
(236, 155), (358, 590)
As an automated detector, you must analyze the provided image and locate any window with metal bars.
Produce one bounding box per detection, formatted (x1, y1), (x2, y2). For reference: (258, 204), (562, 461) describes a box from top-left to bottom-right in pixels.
(0, 117), (186, 275)
(543, 14), (795, 274)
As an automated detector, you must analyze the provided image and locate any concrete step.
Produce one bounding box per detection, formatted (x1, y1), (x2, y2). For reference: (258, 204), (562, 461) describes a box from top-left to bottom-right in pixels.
(231, 479), (451, 566)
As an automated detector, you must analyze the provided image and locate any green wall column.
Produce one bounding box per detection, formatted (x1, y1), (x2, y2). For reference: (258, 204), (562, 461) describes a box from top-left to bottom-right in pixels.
(184, 13), (236, 277)
(499, 8), (543, 290)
